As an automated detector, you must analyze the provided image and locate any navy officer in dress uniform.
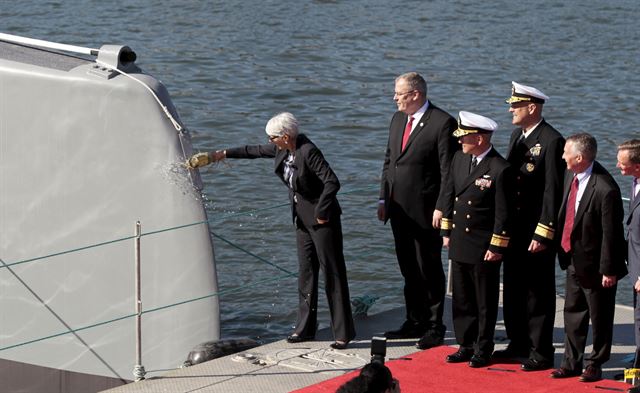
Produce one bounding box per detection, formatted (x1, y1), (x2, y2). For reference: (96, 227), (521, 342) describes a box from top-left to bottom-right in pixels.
(440, 111), (513, 368)
(496, 82), (565, 372)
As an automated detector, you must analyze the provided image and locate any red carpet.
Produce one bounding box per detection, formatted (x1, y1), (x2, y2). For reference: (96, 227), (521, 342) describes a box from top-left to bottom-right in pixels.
(293, 346), (630, 393)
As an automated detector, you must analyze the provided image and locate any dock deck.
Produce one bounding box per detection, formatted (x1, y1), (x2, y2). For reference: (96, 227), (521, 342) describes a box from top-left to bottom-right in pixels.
(102, 295), (636, 392)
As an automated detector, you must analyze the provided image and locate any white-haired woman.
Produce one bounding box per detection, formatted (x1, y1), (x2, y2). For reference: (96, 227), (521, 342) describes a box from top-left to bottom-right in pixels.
(189, 112), (356, 349)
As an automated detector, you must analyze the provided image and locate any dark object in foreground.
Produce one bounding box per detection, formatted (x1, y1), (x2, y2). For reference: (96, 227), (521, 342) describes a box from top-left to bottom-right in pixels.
(185, 338), (259, 366)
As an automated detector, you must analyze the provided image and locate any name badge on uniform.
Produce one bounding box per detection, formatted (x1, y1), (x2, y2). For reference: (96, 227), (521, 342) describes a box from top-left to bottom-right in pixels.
(475, 175), (492, 190)
(530, 143), (542, 157)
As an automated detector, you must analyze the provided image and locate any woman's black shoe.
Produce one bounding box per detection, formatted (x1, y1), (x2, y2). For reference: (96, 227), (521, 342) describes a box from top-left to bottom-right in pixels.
(330, 341), (349, 350)
(286, 334), (313, 343)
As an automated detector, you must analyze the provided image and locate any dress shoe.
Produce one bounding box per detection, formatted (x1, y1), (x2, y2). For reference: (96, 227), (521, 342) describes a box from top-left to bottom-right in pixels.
(550, 367), (581, 379)
(384, 321), (425, 339)
(415, 330), (444, 350)
(468, 354), (490, 368)
(492, 345), (528, 359)
(286, 334), (313, 344)
(521, 358), (553, 371)
(446, 348), (473, 363)
(579, 365), (602, 382)
(628, 385), (640, 393)
(330, 340), (349, 350)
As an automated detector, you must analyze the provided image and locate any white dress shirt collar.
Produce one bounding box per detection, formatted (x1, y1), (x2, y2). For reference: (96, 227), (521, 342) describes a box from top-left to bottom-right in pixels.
(473, 144), (493, 165)
(573, 162), (594, 212)
(522, 118), (544, 138)
(408, 101), (429, 131)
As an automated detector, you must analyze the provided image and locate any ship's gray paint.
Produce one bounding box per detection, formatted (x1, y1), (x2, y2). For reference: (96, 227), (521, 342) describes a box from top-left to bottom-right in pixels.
(0, 40), (220, 388)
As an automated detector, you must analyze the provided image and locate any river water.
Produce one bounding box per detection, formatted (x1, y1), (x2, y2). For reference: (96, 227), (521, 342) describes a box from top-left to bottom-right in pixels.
(4, 0), (639, 343)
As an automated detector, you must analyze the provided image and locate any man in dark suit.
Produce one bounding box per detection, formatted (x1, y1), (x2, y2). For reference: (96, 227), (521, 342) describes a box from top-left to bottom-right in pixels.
(378, 72), (458, 349)
(440, 111), (512, 368)
(550, 133), (627, 383)
(615, 139), (640, 393)
(188, 112), (355, 349)
(497, 82), (565, 372)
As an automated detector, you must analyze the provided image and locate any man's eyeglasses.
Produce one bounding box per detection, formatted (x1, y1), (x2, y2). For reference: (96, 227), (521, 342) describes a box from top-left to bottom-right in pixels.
(394, 90), (416, 97)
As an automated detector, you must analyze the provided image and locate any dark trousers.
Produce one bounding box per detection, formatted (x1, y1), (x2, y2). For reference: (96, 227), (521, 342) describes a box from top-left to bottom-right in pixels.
(451, 260), (501, 357)
(293, 216), (355, 342)
(389, 202), (445, 333)
(561, 265), (617, 371)
(634, 290), (640, 368)
(502, 245), (556, 361)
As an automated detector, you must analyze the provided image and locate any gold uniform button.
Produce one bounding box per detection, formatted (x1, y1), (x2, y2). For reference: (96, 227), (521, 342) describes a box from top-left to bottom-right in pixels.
(465, 228), (470, 232)
(452, 224), (456, 228)
(466, 214), (471, 219)
(467, 201), (472, 205)
(455, 197), (459, 201)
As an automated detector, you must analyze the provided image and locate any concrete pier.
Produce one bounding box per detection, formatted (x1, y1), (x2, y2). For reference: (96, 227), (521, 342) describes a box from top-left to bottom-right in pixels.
(102, 295), (636, 393)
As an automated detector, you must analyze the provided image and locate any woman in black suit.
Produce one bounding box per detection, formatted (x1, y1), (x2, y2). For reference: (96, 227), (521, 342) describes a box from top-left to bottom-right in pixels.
(189, 112), (355, 349)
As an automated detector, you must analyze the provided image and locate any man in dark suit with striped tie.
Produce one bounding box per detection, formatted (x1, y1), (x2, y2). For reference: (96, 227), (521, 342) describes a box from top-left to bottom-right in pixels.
(550, 133), (627, 383)
(378, 72), (458, 349)
(615, 139), (640, 393)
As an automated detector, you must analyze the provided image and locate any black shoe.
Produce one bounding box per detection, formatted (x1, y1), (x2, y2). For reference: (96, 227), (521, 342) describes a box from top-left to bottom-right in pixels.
(521, 358), (553, 371)
(416, 330), (444, 350)
(550, 367), (581, 379)
(628, 385), (640, 393)
(330, 340), (349, 350)
(579, 365), (602, 382)
(384, 321), (425, 339)
(468, 354), (490, 368)
(492, 345), (528, 359)
(446, 348), (473, 363)
(286, 334), (313, 344)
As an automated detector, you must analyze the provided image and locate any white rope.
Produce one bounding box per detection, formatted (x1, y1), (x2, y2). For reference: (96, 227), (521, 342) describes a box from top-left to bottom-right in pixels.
(0, 32), (183, 132)
(132, 364), (146, 381)
(95, 59), (183, 132)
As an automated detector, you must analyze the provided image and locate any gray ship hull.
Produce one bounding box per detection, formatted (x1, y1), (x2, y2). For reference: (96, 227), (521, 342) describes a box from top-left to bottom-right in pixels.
(0, 35), (220, 392)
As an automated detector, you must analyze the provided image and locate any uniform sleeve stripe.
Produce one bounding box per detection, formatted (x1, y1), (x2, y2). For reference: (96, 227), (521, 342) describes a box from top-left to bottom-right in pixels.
(534, 224), (555, 239)
(441, 218), (452, 230)
(490, 234), (509, 247)
(537, 223), (555, 231)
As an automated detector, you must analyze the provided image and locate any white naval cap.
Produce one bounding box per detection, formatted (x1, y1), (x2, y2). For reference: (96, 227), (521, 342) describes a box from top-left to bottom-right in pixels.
(453, 111), (498, 138)
(506, 81), (549, 104)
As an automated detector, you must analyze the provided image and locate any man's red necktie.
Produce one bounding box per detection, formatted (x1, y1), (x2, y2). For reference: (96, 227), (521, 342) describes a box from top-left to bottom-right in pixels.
(401, 116), (414, 151)
(561, 176), (579, 253)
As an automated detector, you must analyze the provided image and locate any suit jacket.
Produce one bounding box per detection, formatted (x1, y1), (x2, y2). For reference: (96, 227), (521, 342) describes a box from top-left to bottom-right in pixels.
(506, 120), (565, 246)
(440, 147), (513, 263)
(379, 102), (458, 228)
(557, 161), (627, 288)
(225, 134), (341, 228)
(627, 184), (640, 281)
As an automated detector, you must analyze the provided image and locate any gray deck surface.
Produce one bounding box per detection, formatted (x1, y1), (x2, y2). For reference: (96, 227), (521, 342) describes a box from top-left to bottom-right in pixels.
(102, 295), (636, 393)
